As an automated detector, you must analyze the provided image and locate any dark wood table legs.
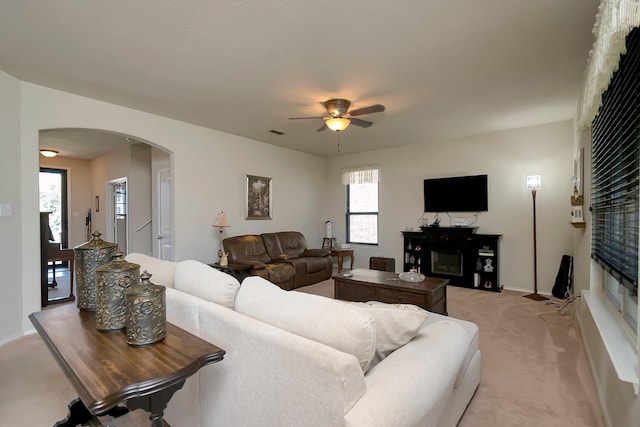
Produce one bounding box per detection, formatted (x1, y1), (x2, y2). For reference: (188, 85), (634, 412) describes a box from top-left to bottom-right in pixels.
(54, 399), (129, 427)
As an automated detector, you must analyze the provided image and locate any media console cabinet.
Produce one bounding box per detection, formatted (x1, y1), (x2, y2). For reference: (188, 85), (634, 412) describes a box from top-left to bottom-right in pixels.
(402, 227), (502, 292)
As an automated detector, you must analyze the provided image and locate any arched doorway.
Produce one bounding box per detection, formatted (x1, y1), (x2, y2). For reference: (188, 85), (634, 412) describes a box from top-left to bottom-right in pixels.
(38, 128), (172, 306)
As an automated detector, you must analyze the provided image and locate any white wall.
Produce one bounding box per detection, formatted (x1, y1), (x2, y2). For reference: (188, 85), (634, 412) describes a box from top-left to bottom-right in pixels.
(0, 71), (23, 344)
(577, 302), (640, 427)
(91, 144), (131, 238)
(326, 121), (575, 295)
(129, 144), (152, 255)
(572, 126), (592, 294)
(8, 82), (327, 340)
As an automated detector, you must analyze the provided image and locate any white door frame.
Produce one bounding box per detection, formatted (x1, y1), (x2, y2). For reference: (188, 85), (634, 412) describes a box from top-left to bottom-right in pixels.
(157, 168), (173, 261)
(106, 177), (128, 253)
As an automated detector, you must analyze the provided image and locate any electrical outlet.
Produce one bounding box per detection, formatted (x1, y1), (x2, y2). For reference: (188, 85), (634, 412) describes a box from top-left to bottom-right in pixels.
(452, 217), (469, 227)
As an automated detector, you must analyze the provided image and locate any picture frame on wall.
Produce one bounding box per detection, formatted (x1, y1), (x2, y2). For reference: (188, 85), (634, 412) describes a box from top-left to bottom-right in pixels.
(245, 175), (272, 220)
(573, 147), (584, 195)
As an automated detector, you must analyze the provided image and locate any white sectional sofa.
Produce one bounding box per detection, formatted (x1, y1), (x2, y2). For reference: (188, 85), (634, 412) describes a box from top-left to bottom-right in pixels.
(125, 254), (481, 427)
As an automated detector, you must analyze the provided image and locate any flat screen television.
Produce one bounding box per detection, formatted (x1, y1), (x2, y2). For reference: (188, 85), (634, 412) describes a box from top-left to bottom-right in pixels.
(423, 174), (488, 212)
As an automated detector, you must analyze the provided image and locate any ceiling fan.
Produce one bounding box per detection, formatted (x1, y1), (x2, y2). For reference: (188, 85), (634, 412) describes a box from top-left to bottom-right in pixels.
(289, 98), (385, 132)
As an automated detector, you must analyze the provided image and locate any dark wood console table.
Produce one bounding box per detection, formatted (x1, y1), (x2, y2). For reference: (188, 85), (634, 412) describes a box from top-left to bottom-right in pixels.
(29, 304), (225, 426)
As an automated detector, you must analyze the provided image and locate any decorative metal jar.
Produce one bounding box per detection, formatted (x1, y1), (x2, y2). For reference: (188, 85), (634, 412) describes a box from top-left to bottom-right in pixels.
(74, 231), (118, 311)
(95, 251), (140, 332)
(125, 271), (166, 346)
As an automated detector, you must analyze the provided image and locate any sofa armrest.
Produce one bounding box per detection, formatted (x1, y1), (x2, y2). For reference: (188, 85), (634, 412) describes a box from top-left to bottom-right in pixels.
(235, 259), (267, 270)
(191, 296), (367, 426)
(302, 248), (331, 257)
(345, 320), (469, 427)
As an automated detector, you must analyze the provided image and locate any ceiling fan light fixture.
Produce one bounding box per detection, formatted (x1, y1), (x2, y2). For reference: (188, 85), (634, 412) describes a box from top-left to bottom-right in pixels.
(40, 149), (58, 158)
(325, 117), (351, 132)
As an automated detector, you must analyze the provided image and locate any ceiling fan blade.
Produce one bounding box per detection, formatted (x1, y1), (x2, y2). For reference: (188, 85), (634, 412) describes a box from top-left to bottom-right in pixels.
(349, 104), (385, 117)
(350, 118), (373, 128)
(317, 123), (328, 132)
(288, 116), (324, 120)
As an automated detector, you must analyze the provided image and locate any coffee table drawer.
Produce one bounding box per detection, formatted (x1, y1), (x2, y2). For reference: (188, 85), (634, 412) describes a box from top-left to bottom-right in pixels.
(377, 288), (425, 306)
(335, 281), (377, 302)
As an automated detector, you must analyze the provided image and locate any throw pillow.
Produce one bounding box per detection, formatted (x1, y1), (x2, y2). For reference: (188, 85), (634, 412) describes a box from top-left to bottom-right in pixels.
(235, 276), (376, 372)
(173, 260), (240, 308)
(342, 301), (429, 368)
(124, 253), (177, 288)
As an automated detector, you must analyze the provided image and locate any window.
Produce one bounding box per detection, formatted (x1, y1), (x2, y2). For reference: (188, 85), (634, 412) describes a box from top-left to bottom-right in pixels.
(344, 167), (379, 245)
(591, 27), (639, 333)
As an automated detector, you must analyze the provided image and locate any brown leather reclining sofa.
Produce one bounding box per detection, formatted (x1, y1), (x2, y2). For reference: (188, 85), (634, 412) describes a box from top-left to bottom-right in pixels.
(223, 231), (333, 290)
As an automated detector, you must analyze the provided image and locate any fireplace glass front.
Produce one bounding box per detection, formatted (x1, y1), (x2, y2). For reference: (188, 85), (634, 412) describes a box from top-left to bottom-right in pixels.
(431, 250), (463, 277)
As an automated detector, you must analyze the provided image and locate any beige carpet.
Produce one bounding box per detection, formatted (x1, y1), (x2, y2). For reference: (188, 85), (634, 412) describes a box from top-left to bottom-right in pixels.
(0, 281), (604, 427)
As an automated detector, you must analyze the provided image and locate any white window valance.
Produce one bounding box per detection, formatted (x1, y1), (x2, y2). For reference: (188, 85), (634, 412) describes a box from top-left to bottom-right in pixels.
(341, 166), (380, 185)
(578, 0), (640, 128)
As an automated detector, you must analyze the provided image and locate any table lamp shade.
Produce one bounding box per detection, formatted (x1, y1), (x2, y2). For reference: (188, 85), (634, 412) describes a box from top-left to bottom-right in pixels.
(212, 212), (230, 228)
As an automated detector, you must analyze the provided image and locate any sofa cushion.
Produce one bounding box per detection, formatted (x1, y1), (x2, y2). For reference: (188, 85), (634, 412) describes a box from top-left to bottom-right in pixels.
(343, 301), (429, 367)
(235, 276), (377, 371)
(174, 260), (240, 308)
(124, 253), (176, 288)
(224, 234), (272, 265)
(274, 231), (308, 257)
(261, 232), (286, 259)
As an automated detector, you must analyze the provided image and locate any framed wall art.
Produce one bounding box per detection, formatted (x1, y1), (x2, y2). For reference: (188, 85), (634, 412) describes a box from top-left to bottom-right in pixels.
(245, 175), (272, 220)
(573, 147), (584, 195)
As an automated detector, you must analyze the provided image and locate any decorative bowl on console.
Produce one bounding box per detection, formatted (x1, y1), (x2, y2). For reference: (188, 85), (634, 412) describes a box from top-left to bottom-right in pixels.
(398, 271), (426, 282)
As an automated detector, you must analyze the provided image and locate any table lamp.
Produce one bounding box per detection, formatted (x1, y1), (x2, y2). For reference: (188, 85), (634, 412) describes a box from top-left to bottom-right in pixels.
(212, 211), (230, 264)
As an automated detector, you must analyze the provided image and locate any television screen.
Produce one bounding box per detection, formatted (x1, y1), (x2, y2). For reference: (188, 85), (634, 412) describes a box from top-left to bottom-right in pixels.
(423, 174), (488, 212)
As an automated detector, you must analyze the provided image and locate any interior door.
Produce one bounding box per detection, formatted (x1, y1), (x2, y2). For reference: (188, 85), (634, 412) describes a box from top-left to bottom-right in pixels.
(108, 179), (128, 253)
(39, 168), (68, 248)
(39, 168), (70, 305)
(158, 168), (173, 260)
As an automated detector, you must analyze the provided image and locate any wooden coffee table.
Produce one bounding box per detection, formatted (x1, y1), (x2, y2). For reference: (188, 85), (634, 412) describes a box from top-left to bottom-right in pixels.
(29, 304), (225, 427)
(333, 269), (448, 315)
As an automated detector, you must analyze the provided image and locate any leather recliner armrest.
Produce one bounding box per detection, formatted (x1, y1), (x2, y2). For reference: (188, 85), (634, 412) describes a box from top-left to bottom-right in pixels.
(236, 260), (267, 270)
(302, 249), (331, 257)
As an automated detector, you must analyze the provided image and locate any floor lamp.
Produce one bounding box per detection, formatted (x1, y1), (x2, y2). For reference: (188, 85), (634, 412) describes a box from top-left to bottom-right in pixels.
(524, 175), (548, 301)
(212, 211), (230, 265)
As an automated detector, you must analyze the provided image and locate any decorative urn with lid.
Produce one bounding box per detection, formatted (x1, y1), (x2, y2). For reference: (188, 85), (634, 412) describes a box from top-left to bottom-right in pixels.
(73, 231), (118, 311)
(125, 270), (166, 346)
(95, 251), (140, 332)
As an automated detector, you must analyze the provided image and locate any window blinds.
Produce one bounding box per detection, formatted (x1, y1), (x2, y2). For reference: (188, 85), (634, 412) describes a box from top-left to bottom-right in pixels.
(591, 27), (640, 296)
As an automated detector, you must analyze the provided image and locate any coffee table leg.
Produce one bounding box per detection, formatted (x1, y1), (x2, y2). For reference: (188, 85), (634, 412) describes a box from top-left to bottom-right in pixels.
(54, 398), (92, 427)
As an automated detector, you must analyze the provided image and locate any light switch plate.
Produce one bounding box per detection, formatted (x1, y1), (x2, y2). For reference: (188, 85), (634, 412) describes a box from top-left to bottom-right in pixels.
(0, 203), (12, 217)
(452, 217), (469, 226)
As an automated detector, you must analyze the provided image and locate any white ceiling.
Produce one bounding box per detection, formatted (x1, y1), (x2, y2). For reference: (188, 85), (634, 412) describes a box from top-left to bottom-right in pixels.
(1, 1), (599, 158)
